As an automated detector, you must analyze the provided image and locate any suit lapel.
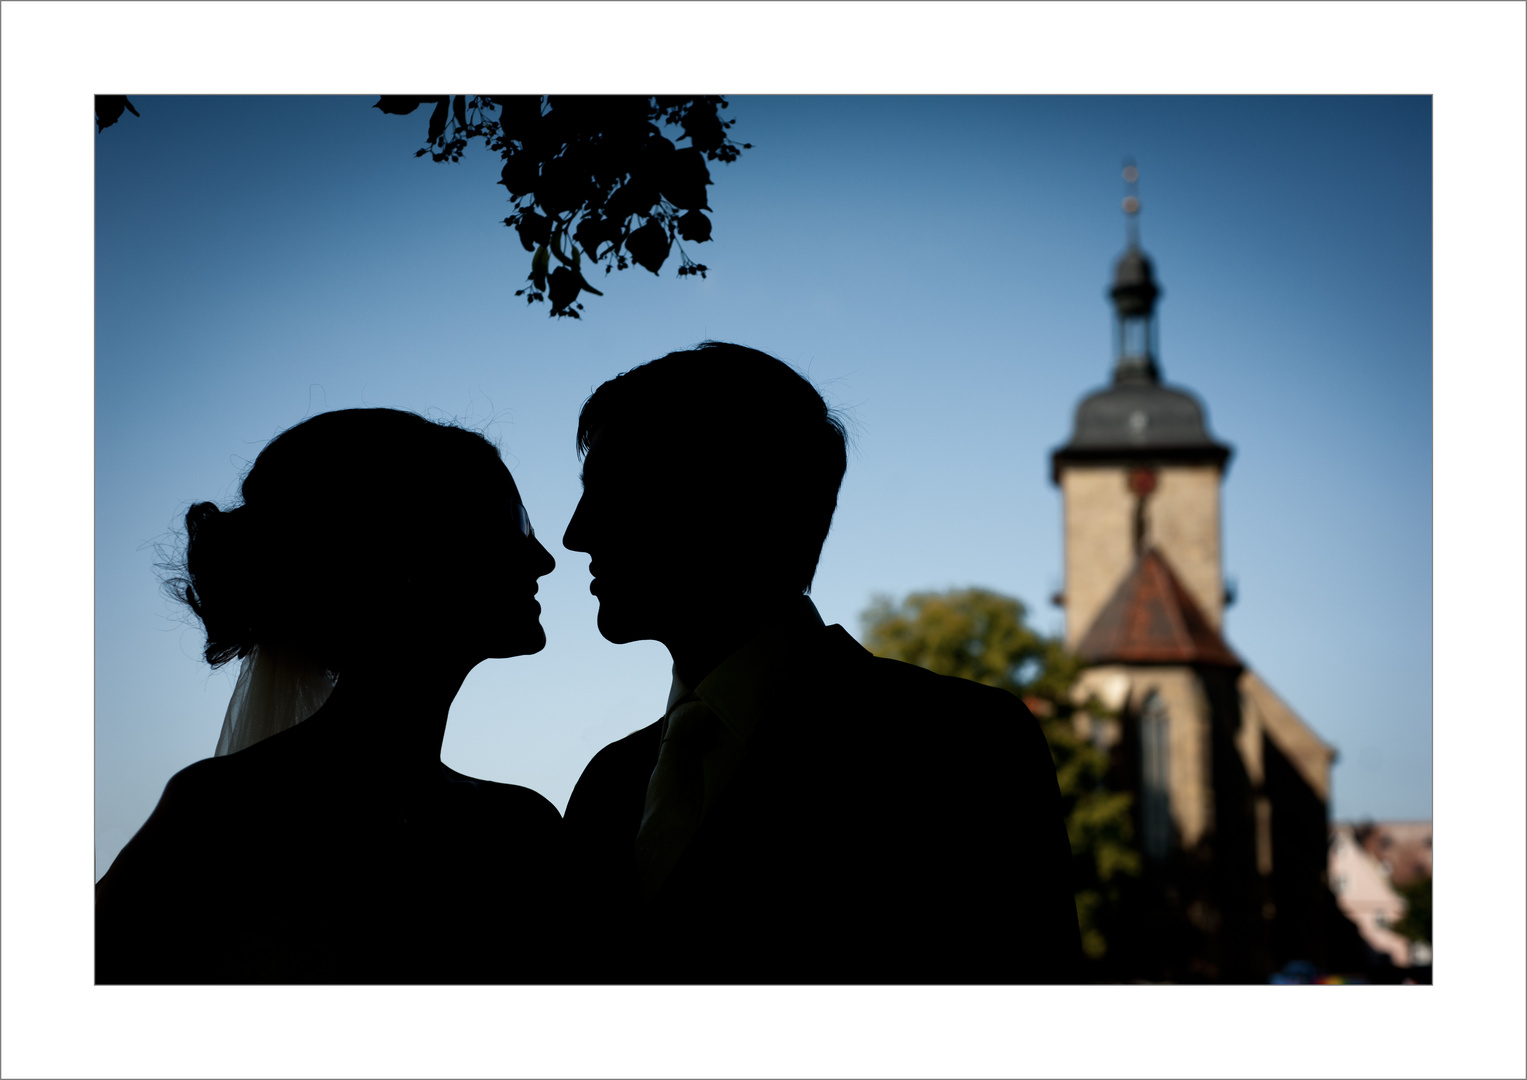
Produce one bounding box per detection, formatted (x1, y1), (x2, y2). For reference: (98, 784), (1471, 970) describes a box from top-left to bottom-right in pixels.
(650, 623), (874, 905)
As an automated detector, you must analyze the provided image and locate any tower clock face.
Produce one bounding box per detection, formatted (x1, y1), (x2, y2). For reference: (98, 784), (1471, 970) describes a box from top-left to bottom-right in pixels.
(1128, 467), (1158, 496)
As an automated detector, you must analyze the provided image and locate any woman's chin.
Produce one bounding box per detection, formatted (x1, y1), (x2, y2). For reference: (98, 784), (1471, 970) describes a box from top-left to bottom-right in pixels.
(489, 625), (546, 659)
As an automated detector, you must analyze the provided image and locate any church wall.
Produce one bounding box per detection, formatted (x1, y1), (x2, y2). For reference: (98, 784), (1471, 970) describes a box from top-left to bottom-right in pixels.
(1199, 664), (1273, 978)
(1074, 664), (1216, 852)
(1074, 662), (1299, 979)
(1125, 668), (1214, 851)
(1060, 466), (1135, 647)
(1145, 465), (1224, 628)
(1239, 671), (1333, 803)
(1263, 727), (1338, 968)
(1059, 463), (1225, 647)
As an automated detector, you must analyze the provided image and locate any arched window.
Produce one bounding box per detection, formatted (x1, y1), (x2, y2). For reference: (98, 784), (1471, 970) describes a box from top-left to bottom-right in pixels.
(1140, 691), (1171, 862)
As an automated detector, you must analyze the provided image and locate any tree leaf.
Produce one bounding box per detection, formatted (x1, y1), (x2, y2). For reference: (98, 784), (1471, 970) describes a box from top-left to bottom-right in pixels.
(531, 244), (551, 292)
(427, 99), (449, 145)
(625, 219), (670, 274)
(374, 96), (426, 116)
(495, 95), (544, 142)
(676, 209), (712, 243)
(516, 211), (552, 253)
(658, 148), (711, 210)
(575, 214), (620, 261)
(605, 172), (659, 223)
(499, 154), (538, 198)
(536, 154), (592, 216)
(680, 101), (725, 152)
(576, 268), (604, 296)
(548, 265), (583, 313)
(95, 96), (136, 133)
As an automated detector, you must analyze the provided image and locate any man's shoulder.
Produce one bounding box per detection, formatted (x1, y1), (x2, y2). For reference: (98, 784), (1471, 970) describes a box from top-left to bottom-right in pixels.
(867, 654), (1026, 710)
(817, 627), (1031, 724)
(588, 719), (663, 770)
(565, 719), (662, 826)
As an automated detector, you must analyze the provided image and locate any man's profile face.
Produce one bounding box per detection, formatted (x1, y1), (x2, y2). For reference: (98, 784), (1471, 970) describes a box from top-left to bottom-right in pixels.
(562, 427), (697, 646)
(564, 425), (797, 648)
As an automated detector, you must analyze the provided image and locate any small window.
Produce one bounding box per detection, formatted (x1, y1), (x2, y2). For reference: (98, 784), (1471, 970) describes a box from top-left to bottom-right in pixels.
(1140, 692), (1171, 863)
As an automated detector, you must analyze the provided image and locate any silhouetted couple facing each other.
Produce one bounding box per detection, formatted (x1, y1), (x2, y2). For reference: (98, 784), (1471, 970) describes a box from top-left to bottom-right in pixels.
(96, 342), (1080, 984)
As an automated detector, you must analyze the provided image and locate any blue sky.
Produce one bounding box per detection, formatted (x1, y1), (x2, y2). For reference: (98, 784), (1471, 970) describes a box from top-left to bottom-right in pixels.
(94, 93), (1433, 877)
(4, 4), (1524, 1077)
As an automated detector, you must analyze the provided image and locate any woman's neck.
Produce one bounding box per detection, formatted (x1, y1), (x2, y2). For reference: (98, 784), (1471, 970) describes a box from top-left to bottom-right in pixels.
(310, 654), (475, 779)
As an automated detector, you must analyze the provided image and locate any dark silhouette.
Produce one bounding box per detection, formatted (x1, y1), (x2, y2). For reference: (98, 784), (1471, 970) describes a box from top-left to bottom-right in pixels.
(95, 409), (561, 983)
(95, 95), (139, 133)
(374, 96), (749, 317)
(562, 342), (1081, 982)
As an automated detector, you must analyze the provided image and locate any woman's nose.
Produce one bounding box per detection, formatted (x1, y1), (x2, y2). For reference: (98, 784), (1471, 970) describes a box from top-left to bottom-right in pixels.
(532, 536), (556, 576)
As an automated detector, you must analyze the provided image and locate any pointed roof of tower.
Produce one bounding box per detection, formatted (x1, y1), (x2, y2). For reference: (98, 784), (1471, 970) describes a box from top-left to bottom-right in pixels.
(1076, 548), (1241, 667)
(1051, 163), (1232, 483)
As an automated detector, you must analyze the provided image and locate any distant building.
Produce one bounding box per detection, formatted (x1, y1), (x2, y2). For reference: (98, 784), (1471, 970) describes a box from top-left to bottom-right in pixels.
(1352, 820), (1432, 888)
(1050, 177), (1342, 980)
(1330, 823), (1431, 967)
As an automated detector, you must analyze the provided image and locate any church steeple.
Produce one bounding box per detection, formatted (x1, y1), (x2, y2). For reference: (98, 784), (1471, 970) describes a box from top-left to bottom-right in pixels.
(1110, 162), (1162, 385)
(1051, 165), (1234, 645)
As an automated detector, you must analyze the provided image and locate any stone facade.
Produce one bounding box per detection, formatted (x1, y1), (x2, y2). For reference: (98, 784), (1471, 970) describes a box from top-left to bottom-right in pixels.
(1075, 664), (1216, 850)
(1050, 221), (1343, 980)
(1060, 467), (1136, 647)
(1072, 657), (1340, 978)
(1144, 465), (1223, 628)
(1062, 463), (1225, 645)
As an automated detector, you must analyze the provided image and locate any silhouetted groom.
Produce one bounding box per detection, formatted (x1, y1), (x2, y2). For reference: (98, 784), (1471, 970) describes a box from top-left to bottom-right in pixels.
(563, 342), (1079, 982)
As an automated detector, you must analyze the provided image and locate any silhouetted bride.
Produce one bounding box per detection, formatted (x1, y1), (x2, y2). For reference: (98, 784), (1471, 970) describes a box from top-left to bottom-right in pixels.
(96, 408), (560, 983)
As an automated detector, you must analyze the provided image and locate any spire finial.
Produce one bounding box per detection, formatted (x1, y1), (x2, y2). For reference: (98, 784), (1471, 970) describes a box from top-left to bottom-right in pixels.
(1122, 160), (1141, 249)
(1110, 158), (1161, 384)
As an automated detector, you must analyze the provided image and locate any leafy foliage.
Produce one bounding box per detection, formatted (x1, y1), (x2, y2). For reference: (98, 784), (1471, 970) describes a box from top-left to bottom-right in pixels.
(1392, 876), (1431, 945)
(95, 96), (139, 133)
(374, 95), (750, 318)
(863, 587), (1141, 961)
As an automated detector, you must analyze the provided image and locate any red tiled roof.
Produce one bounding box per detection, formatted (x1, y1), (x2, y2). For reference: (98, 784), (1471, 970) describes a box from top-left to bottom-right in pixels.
(1075, 548), (1241, 667)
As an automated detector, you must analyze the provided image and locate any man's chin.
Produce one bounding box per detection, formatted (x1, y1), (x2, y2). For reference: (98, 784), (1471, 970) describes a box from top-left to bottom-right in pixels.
(595, 604), (654, 646)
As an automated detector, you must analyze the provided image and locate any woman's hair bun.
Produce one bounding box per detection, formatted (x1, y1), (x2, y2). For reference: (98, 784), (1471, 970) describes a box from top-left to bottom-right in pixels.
(178, 501), (260, 667)
(168, 408), (503, 672)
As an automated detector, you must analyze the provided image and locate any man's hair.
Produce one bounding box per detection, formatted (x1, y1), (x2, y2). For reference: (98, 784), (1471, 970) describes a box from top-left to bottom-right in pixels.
(576, 341), (849, 592)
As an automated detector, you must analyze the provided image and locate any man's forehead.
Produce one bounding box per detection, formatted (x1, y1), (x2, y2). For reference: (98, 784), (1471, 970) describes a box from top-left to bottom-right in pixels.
(581, 426), (669, 481)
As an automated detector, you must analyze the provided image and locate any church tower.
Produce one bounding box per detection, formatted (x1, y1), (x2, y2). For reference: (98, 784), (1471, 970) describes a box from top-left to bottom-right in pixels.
(1052, 165), (1232, 647)
(1047, 167), (1342, 982)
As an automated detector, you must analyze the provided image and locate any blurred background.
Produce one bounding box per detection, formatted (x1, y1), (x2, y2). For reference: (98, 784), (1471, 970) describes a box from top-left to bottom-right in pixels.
(95, 94), (1431, 981)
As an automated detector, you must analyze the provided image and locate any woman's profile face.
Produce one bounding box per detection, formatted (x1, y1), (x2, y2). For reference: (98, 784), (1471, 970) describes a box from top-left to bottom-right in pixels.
(446, 460), (557, 662)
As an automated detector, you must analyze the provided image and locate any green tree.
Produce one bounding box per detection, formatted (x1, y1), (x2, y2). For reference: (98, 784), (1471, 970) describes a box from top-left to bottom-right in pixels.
(375, 95), (750, 318)
(863, 587), (1140, 962)
(1392, 876), (1431, 946)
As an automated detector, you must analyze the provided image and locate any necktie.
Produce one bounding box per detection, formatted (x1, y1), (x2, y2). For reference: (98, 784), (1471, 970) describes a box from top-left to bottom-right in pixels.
(634, 698), (718, 900)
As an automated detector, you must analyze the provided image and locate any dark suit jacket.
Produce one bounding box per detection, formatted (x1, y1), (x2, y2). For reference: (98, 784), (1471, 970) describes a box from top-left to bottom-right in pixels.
(564, 621), (1080, 983)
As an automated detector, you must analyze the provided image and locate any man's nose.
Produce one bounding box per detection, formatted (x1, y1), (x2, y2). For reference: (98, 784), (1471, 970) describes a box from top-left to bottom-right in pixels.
(562, 496), (589, 553)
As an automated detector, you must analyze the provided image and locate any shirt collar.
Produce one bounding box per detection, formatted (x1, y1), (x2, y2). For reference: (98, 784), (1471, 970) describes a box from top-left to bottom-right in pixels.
(664, 594), (827, 743)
